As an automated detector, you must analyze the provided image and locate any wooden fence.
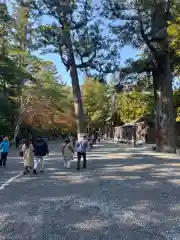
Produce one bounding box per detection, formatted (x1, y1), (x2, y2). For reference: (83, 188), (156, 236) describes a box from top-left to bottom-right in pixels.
(112, 121), (156, 146)
(105, 120), (180, 146)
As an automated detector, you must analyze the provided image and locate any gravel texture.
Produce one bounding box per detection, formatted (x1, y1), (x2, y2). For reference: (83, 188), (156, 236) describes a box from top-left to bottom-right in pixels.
(0, 141), (180, 239)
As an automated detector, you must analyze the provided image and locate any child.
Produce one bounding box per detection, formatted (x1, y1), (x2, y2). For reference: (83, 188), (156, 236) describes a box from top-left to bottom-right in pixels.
(0, 136), (9, 167)
(62, 139), (74, 169)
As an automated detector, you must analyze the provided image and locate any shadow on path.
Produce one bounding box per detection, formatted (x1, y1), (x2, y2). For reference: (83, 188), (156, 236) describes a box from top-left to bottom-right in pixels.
(0, 141), (180, 239)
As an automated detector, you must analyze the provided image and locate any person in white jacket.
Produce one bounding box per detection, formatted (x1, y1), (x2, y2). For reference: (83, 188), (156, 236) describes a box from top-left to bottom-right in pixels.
(75, 135), (88, 170)
(61, 139), (74, 169)
(21, 138), (34, 175)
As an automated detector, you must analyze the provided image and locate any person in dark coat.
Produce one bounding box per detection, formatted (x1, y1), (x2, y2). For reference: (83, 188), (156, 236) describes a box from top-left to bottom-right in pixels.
(33, 136), (49, 174)
(15, 135), (20, 148)
(0, 135), (3, 144)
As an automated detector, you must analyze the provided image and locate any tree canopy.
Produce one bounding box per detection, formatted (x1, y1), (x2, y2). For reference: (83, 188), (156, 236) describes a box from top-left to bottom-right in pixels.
(82, 78), (110, 128)
(0, 1), (75, 138)
(0, 0), (180, 152)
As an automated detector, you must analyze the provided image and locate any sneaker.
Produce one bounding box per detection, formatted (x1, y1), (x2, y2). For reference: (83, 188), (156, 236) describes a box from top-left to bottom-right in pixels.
(77, 168), (80, 170)
(40, 169), (44, 173)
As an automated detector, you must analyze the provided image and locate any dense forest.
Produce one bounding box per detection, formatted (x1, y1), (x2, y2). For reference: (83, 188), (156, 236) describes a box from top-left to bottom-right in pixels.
(0, 0), (179, 152)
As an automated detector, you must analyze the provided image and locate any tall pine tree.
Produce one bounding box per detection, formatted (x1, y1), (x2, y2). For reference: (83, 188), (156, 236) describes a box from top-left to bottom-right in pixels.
(29, 0), (119, 138)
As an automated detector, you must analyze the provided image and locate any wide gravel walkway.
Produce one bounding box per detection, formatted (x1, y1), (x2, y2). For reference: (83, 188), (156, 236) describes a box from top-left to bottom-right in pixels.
(0, 141), (180, 239)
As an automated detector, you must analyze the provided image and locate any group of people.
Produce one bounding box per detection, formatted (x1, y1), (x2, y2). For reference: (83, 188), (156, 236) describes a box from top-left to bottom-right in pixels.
(22, 135), (90, 173)
(62, 135), (89, 170)
(0, 133), (98, 173)
(21, 136), (49, 175)
(0, 135), (49, 174)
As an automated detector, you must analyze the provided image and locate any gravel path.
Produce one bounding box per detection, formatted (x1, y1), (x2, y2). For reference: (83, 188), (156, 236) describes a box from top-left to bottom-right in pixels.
(0, 141), (180, 239)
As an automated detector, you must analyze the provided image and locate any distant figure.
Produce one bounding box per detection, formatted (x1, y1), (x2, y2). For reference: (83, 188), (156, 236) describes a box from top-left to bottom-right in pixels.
(21, 138), (34, 175)
(62, 139), (74, 169)
(33, 136), (49, 174)
(88, 136), (93, 149)
(0, 137), (9, 168)
(92, 134), (96, 145)
(97, 131), (101, 142)
(75, 135), (88, 170)
(15, 135), (20, 148)
(0, 135), (3, 144)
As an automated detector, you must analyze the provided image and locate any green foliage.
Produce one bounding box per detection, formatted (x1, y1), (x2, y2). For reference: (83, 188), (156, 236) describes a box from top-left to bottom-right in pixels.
(168, 2), (180, 76)
(0, 1), (75, 137)
(116, 90), (154, 123)
(101, 0), (180, 79)
(174, 89), (180, 121)
(29, 0), (119, 77)
(1, 0), (179, 141)
(82, 78), (110, 127)
(168, 2), (180, 55)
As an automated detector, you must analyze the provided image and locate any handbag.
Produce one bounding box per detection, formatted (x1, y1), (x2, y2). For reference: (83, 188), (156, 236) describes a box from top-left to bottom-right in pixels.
(19, 151), (23, 157)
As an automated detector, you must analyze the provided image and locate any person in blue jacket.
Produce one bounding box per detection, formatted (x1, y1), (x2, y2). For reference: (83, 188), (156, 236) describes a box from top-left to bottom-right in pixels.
(0, 136), (9, 167)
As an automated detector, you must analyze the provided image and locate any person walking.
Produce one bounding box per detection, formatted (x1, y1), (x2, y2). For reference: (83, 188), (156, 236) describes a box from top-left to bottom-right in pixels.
(15, 135), (20, 148)
(33, 136), (49, 174)
(75, 135), (88, 170)
(62, 139), (74, 169)
(0, 137), (9, 168)
(0, 135), (3, 144)
(21, 138), (34, 175)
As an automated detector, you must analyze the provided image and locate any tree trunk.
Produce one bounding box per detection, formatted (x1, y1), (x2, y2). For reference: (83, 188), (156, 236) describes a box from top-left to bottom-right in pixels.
(64, 27), (85, 140)
(13, 113), (23, 141)
(153, 55), (176, 153)
(150, 2), (176, 153)
(69, 62), (85, 139)
(13, 94), (30, 141)
(13, 1), (30, 141)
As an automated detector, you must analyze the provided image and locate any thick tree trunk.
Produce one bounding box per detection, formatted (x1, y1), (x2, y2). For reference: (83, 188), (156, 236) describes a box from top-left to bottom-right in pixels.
(153, 55), (176, 153)
(149, 2), (176, 153)
(69, 62), (85, 139)
(64, 25), (85, 140)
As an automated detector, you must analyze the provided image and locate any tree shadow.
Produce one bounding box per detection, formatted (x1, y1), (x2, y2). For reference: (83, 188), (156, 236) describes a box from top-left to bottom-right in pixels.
(1, 142), (180, 239)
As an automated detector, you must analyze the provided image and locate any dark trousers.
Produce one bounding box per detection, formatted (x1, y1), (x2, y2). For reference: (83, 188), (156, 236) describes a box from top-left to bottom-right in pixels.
(23, 166), (30, 174)
(0, 152), (8, 166)
(77, 152), (86, 169)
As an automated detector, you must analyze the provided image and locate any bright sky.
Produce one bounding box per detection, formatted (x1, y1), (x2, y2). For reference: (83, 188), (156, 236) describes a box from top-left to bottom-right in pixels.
(7, 0), (140, 85)
(40, 47), (139, 85)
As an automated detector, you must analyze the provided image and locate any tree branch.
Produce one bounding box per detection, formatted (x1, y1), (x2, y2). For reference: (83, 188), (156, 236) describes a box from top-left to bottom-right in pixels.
(58, 47), (69, 71)
(76, 51), (96, 69)
(137, 11), (157, 53)
(118, 57), (153, 81)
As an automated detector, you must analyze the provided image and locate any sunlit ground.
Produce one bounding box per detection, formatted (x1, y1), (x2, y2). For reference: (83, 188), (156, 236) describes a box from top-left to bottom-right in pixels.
(0, 141), (180, 239)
